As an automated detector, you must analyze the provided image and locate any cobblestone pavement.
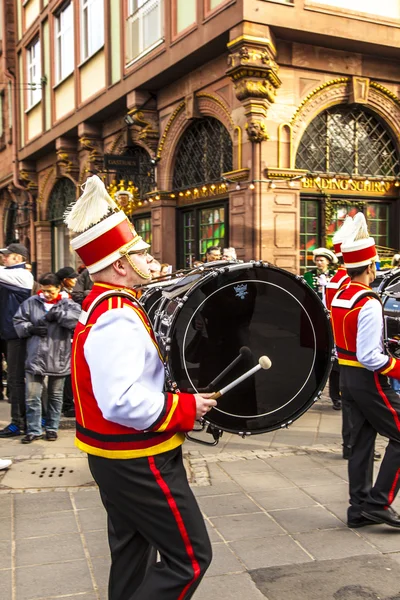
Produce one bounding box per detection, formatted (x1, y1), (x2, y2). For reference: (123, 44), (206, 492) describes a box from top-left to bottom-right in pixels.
(0, 393), (398, 600)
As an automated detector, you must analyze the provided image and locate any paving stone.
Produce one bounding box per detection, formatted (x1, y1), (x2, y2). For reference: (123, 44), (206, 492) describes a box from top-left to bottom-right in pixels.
(269, 506), (345, 534)
(265, 455), (323, 473)
(71, 489), (103, 510)
(0, 494), (11, 518)
(193, 481), (242, 497)
(356, 526), (400, 553)
(0, 516), (11, 541)
(282, 468), (346, 487)
(301, 483), (349, 504)
(227, 472), (295, 492)
(193, 572), (265, 599)
(14, 490), (72, 516)
(197, 493), (260, 518)
(16, 532), (85, 567)
(210, 512), (284, 541)
(91, 556), (111, 590)
(0, 539), (10, 569)
(0, 568), (11, 600)
(250, 554), (400, 600)
(218, 459), (273, 476)
(77, 507), (107, 531)
(15, 510), (78, 539)
(16, 559), (94, 600)
(230, 534), (312, 570)
(83, 529), (109, 558)
(294, 528), (380, 560)
(251, 488), (318, 511)
(205, 543), (245, 577)
(205, 520), (224, 543)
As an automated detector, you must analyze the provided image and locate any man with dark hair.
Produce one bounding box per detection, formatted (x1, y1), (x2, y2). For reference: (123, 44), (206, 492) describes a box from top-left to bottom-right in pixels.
(0, 243), (33, 437)
(331, 214), (400, 529)
(205, 246), (222, 262)
(13, 272), (80, 443)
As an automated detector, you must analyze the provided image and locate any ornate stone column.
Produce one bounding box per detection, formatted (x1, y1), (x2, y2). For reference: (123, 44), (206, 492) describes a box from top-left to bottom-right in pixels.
(227, 23), (282, 260)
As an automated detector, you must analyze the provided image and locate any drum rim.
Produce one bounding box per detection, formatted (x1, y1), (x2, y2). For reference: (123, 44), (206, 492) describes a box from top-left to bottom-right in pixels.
(182, 277), (318, 419)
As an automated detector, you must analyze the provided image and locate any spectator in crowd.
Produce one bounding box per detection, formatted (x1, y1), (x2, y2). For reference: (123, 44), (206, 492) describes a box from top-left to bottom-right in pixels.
(222, 247), (237, 261)
(71, 267), (93, 306)
(77, 264), (86, 274)
(160, 263), (171, 277)
(0, 243), (33, 438)
(193, 260), (204, 268)
(0, 458), (11, 470)
(56, 266), (79, 418)
(148, 258), (162, 279)
(392, 254), (400, 268)
(56, 266), (79, 295)
(205, 246), (222, 262)
(13, 272), (80, 443)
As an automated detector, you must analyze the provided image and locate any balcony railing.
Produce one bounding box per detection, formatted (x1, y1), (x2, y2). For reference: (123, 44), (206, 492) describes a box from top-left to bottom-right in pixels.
(126, 0), (164, 65)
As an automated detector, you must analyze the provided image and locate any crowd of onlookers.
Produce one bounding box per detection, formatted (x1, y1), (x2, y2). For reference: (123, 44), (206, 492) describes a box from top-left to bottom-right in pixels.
(0, 241), (238, 457)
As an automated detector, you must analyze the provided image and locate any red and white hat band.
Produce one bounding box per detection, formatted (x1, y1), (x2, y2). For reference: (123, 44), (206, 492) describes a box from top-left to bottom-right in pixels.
(334, 242), (343, 256)
(342, 238), (378, 268)
(71, 211), (146, 274)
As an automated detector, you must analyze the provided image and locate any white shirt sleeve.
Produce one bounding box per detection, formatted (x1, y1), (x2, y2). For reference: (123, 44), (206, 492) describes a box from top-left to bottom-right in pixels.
(356, 298), (388, 371)
(84, 307), (165, 430)
(0, 267), (33, 289)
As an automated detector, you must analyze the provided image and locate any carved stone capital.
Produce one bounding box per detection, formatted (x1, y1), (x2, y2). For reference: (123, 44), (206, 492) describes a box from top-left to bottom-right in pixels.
(227, 30), (281, 142)
(55, 137), (79, 178)
(19, 160), (38, 190)
(127, 108), (160, 151)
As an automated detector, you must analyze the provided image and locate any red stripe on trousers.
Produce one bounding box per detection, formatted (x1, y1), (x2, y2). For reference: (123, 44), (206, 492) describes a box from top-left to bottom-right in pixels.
(373, 373), (400, 431)
(148, 456), (201, 599)
(373, 373), (400, 507)
(388, 469), (400, 506)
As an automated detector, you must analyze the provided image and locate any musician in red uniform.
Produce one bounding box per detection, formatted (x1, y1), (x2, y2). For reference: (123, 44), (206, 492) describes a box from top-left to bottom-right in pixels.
(65, 176), (215, 599)
(331, 214), (400, 528)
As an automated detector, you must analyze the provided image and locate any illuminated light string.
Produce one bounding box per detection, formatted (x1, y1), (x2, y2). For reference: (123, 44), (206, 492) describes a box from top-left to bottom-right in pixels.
(109, 172), (400, 213)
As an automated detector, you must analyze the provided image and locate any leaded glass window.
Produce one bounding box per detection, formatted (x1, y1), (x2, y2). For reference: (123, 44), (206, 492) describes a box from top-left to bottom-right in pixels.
(296, 106), (400, 177)
(367, 203), (390, 248)
(183, 211), (196, 268)
(300, 199), (320, 272)
(199, 206), (225, 256)
(133, 214), (152, 248)
(173, 117), (233, 189)
(179, 202), (228, 268)
(48, 178), (76, 221)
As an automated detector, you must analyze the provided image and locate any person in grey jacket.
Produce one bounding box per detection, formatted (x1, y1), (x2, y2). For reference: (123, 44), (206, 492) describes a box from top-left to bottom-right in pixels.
(13, 273), (81, 443)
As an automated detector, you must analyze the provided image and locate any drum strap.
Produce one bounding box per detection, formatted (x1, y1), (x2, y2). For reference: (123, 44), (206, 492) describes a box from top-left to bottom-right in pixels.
(79, 289), (149, 326)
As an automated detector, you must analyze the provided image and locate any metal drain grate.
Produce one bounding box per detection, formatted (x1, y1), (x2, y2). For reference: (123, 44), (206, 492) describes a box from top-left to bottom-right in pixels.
(31, 466), (74, 479)
(2, 458), (94, 489)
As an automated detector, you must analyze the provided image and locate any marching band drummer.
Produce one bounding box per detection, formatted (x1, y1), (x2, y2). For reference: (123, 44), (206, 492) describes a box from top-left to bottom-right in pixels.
(304, 247), (338, 305)
(65, 175), (215, 600)
(331, 214), (400, 529)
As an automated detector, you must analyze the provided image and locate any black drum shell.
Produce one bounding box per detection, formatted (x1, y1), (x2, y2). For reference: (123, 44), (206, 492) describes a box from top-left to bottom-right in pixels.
(139, 262), (334, 435)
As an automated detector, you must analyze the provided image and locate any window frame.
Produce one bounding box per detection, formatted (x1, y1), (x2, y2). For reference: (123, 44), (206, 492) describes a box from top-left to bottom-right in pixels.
(125, 0), (165, 66)
(178, 200), (229, 269)
(133, 213), (152, 249)
(54, 2), (75, 85)
(80, 0), (105, 62)
(26, 38), (42, 109)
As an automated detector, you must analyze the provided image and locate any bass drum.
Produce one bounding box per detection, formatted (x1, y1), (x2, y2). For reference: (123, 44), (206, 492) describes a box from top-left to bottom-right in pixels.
(140, 262), (334, 435)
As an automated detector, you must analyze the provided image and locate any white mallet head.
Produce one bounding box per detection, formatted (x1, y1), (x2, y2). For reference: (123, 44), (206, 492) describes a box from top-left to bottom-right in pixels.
(259, 356), (272, 370)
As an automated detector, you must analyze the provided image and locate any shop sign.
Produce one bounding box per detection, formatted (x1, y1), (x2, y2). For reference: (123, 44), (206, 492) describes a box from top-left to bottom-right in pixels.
(301, 177), (395, 195)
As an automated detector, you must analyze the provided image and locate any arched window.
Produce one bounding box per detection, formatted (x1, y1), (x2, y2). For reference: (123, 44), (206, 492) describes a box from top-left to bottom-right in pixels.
(114, 145), (155, 198)
(173, 117), (233, 189)
(48, 178), (77, 271)
(295, 106), (400, 177)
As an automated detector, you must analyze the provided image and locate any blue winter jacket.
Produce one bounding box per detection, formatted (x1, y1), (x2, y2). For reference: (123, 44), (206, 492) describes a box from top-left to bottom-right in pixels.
(0, 263), (33, 340)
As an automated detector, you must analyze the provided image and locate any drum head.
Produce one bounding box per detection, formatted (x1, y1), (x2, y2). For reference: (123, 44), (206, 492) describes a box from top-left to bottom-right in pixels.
(166, 263), (333, 434)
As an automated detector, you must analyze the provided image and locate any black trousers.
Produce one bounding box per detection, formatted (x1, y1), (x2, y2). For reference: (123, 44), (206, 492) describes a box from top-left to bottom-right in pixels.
(88, 446), (212, 600)
(340, 366), (400, 522)
(329, 359), (341, 402)
(7, 338), (26, 427)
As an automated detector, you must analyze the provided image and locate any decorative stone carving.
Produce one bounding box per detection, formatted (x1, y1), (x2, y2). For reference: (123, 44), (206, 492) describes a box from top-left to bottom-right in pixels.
(349, 76), (370, 104)
(78, 124), (104, 182)
(127, 109), (159, 152)
(246, 119), (269, 143)
(18, 161), (38, 190)
(55, 137), (79, 179)
(227, 30), (282, 142)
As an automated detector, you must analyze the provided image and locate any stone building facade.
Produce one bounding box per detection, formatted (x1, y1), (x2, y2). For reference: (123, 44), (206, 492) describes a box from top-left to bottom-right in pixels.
(2, 0), (400, 275)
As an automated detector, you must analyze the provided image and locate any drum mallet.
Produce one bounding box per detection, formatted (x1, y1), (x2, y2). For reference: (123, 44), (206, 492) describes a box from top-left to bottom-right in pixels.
(210, 356), (272, 400)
